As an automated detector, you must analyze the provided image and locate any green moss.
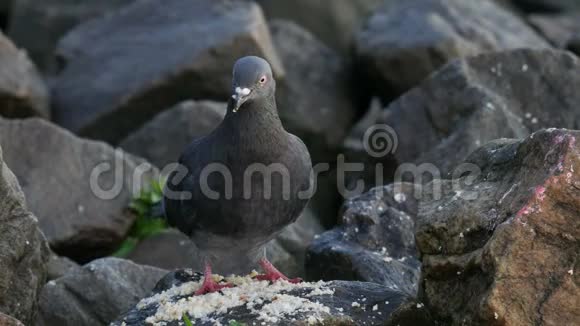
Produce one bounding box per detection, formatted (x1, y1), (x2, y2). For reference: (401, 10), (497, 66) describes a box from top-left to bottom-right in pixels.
(113, 179), (167, 257)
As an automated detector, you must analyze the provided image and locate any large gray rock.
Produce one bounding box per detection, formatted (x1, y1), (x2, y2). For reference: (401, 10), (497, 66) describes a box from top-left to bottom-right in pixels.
(37, 258), (167, 326)
(119, 100), (226, 168)
(257, 0), (383, 52)
(0, 144), (49, 325)
(271, 20), (357, 161)
(414, 129), (580, 325)
(0, 118), (157, 261)
(355, 0), (550, 100)
(52, 0), (283, 144)
(112, 269), (412, 326)
(46, 252), (81, 281)
(0, 31), (49, 118)
(7, 0), (126, 72)
(529, 12), (580, 55)
(306, 183), (420, 296)
(348, 49), (580, 186)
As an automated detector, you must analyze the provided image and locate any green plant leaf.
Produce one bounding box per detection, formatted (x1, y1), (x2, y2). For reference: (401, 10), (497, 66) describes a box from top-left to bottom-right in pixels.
(182, 313), (193, 326)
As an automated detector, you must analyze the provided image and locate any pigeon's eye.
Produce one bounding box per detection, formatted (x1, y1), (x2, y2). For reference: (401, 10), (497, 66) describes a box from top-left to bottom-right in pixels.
(259, 76), (267, 84)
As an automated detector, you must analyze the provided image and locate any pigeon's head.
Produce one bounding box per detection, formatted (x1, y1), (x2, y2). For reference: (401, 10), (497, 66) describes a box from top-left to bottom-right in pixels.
(231, 56), (275, 112)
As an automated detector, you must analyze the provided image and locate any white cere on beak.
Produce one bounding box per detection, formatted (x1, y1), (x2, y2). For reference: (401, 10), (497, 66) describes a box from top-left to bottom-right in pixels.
(235, 87), (252, 97)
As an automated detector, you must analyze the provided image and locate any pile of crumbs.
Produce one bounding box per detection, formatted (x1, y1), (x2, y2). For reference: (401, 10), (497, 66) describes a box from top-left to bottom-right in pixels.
(137, 273), (335, 325)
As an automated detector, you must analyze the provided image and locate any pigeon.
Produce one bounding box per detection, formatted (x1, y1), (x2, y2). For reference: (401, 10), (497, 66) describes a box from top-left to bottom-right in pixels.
(163, 56), (313, 295)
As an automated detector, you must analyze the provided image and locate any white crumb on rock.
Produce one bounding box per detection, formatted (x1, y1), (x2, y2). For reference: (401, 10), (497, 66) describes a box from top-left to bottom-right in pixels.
(139, 274), (335, 325)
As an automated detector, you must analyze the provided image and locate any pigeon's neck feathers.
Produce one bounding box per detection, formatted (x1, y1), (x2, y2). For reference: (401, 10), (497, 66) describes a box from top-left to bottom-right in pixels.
(221, 94), (285, 140)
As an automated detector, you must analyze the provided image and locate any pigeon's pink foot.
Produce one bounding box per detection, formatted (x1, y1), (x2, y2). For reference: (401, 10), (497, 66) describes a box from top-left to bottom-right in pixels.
(194, 263), (234, 295)
(255, 258), (302, 283)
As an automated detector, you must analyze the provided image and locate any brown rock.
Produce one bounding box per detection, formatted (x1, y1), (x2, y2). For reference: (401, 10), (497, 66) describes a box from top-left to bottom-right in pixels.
(0, 313), (24, 326)
(415, 129), (580, 325)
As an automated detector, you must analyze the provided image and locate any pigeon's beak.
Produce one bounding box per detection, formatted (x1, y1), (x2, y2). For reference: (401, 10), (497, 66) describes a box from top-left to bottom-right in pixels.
(231, 87), (252, 113)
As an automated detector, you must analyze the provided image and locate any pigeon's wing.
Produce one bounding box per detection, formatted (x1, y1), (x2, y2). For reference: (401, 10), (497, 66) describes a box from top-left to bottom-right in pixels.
(162, 138), (204, 236)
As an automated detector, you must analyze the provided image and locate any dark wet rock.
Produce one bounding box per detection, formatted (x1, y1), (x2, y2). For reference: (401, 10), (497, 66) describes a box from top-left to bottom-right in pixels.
(510, 0), (580, 13)
(414, 129), (580, 325)
(127, 229), (202, 271)
(36, 258), (167, 326)
(119, 100), (226, 168)
(349, 48), (580, 185)
(257, 0), (382, 53)
(0, 313), (24, 326)
(46, 252), (81, 281)
(52, 0), (282, 144)
(0, 118), (157, 261)
(529, 12), (580, 55)
(0, 144), (49, 325)
(0, 31), (49, 118)
(7, 0), (126, 72)
(271, 19), (357, 161)
(112, 269), (412, 326)
(306, 183), (421, 296)
(355, 0), (550, 100)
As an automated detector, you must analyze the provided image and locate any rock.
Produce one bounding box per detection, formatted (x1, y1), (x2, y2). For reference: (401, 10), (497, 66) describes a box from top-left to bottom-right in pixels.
(257, 0), (383, 53)
(306, 183), (421, 296)
(350, 48), (580, 185)
(529, 13), (580, 54)
(112, 269), (412, 326)
(0, 117), (157, 261)
(0, 313), (24, 326)
(7, 0), (126, 72)
(414, 129), (580, 325)
(36, 258), (167, 326)
(355, 0), (550, 100)
(119, 100), (226, 168)
(0, 31), (49, 118)
(52, 0), (283, 144)
(266, 208), (325, 278)
(127, 229), (202, 271)
(46, 252), (81, 281)
(0, 144), (49, 325)
(509, 0), (580, 12)
(0, 0), (11, 30)
(271, 20), (357, 161)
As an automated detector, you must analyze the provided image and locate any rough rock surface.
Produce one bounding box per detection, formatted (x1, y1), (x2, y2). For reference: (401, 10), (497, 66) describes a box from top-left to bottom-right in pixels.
(112, 269), (412, 326)
(355, 0), (550, 99)
(306, 183), (420, 296)
(46, 252), (81, 281)
(0, 144), (49, 325)
(119, 100), (226, 168)
(271, 20), (356, 161)
(52, 0), (283, 144)
(529, 13), (580, 54)
(0, 118), (157, 261)
(257, 0), (383, 52)
(349, 49), (580, 184)
(415, 129), (580, 325)
(7, 0), (126, 72)
(0, 31), (49, 118)
(0, 313), (24, 326)
(37, 258), (167, 326)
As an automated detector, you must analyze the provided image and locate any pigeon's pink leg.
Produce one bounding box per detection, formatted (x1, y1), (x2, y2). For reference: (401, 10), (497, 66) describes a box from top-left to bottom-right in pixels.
(255, 258), (302, 283)
(194, 263), (234, 295)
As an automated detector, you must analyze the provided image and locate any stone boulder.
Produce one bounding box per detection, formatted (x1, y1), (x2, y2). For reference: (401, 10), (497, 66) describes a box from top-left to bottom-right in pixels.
(7, 0), (126, 72)
(0, 313), (24, 326)
(348, 49), (580, 186)
(271, 20), (357, 161)
(36, 258), (167, 326)
(0, 31), (49, 118)
(119, 100), (226, 168)
(46, 252), (81, 281)
(0, 118), (157, 261)
(355, 0), (550, 100)
(52, 0), (282, 144)
(529, 12), (580, 55)
(257, 0), (383, 53)
(0, 144), (49, 325)
(112, 269), (412, 326)
(414, 129), (580, 325)
(306, 183), (421, 296)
